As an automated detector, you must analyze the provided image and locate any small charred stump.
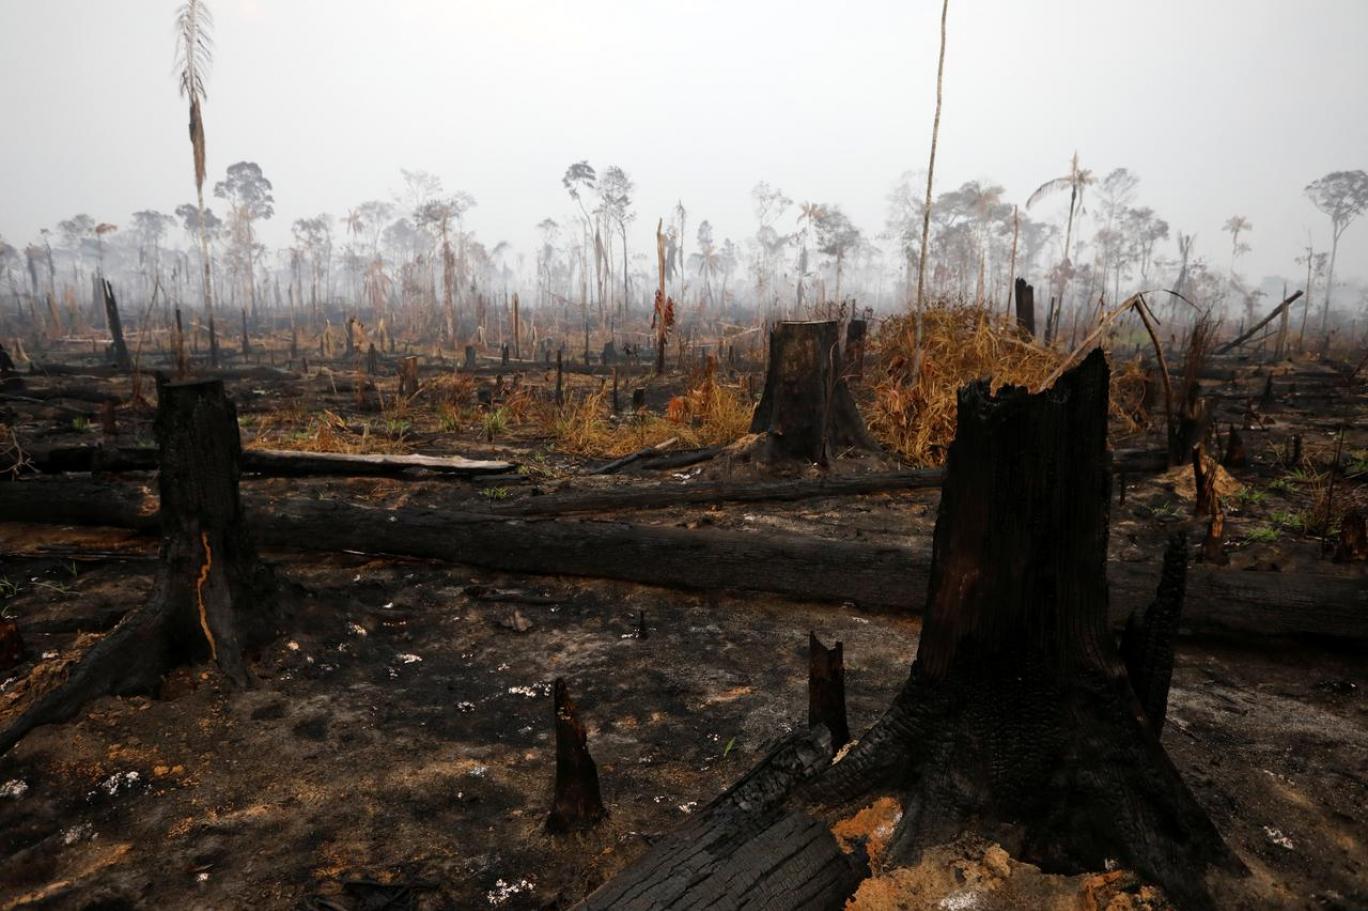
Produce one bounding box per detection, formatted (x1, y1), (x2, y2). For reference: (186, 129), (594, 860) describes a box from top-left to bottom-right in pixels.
(808, 632), (849, 751)
(1120, 533), (1188, 735)
(0, 378), (278, 756)
(1168, 382), (1211, 467)
(547, 678), (607, 834)
(749, 320), (878, 464)
(843, 319), (867, 379)
(0, 620), (24, 672)
(1191, 446), (1220, 518)
(1221, 426), (1246, 468)
(1335, 510), (1368, 563)
(397, 355), (420, 398)
(101, 279), (131, 370)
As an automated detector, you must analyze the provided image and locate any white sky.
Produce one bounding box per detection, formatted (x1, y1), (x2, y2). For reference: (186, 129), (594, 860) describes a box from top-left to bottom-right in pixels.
(2, 0), (1366, 287)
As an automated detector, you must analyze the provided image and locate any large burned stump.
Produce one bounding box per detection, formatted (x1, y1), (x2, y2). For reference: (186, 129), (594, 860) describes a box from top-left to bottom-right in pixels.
(582, 350), (1238, 911)
(749, 320), (877, 464)
(0, 378), (277, 756)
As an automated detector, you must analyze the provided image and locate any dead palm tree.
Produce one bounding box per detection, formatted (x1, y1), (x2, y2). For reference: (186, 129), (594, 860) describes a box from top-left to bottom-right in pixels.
(1027, 151), (1095, 343)
(176, 0), (217, 365)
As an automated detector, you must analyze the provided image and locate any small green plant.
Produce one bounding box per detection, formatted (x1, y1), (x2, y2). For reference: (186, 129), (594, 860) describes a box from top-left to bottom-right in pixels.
(1148, 501), (1183, 520)
(1285, 467), (1320, 484)
(480, 486), (511, 500)
(1232, 487), (1269, 507)
(1268, 510), (1305, 530)
(1268, 478), (1295, 495)
(723, 736), (737, 759)
(481, 407), (509, 441)
(0, 577), (19, 600)
(1244, 526), (1280, 543)
(385, 417), (412, 438)
(71, 416), (91, 432)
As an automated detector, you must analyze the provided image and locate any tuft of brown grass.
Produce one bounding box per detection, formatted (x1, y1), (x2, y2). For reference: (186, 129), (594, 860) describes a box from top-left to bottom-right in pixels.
(555, 365), (752, 458)
(865, 305), (1147, 466)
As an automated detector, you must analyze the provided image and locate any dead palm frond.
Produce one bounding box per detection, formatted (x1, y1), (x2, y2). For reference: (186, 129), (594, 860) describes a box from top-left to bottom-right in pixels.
(175, 0), (214, 192)
(175, 0), (218, 365)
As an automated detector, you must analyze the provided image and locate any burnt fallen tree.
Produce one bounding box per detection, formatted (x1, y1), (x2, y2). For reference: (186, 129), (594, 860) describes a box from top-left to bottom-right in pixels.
(0, 378), (279, 756)
(2, 479), (1364, 640)
(22, 444), (513, 478)
(579, 350), (1242, 911)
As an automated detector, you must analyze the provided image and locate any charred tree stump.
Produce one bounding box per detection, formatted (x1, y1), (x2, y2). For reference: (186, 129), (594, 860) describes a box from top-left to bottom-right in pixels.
(748, 321), (877, 464)
(796, 349), (1238, 909)
(555, 349), (564, 406)
(589, 351), (1238, 910)
(1191, 446), (1219, 517)
(546, 678), (607, 834)
(0, 378), (277, 757)
(808, 632), (849, 751)
(0, 620), (24, 672)
(1221, 426), (1246, 468)
(1258, 373), (1275, 410)
(1335, 510), (1367, 563)
(1014, 277), (1036, 338)
(101, 279), (131, 370)
(1167, 383), (1211, 467)
(397, 355), (420, 398)
(464, 345), (478, 371)
(844, 319), (867, 380)
(1121, 534), (1187, 736)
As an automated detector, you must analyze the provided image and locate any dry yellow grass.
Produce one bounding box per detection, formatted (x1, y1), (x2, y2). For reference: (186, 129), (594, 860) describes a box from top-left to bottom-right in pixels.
(865, 305), (1148, 466)
(554, 366), (752, 458)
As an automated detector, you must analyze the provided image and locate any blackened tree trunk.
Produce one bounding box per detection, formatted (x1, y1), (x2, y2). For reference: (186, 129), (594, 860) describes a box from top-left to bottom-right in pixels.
(800, 350), (1236, 908)
(843, 319), (867, 379)
(586, 350), (1238, 911)
(1014, 277), (1036, 338)
(0, 378), (277, 756)
(101, 279), (131, 370)
(749, 321), (877, 464)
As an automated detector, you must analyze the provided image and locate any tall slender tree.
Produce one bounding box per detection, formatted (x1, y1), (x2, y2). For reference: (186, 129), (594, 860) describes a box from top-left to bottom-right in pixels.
(1305, 170), (1368, 338)
(176, 0), (218, 365)
(914, 0), (949, 313)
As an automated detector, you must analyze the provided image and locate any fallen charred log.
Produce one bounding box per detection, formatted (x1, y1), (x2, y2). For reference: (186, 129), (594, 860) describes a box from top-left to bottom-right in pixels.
(21, 445), (512, 477)
(2, 479), (1364, 640)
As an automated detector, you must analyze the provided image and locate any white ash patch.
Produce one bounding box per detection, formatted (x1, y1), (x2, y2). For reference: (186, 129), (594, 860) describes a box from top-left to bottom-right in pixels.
(395, 653), (422, 664)
(1264, 826), (1295, 850)
(486, 877), (534, 906)
(90, 770), (141, 800)
(508, 682), (552, 698)
(63, 822), (95, 844)
(1, 779), (28, 799)
(455, 701), (476, 712)
(346, 622), (368, 637)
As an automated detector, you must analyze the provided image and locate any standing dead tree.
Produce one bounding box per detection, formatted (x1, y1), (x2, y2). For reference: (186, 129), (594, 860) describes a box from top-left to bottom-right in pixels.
(0, 378), (278, 756)
(583, 350), (1240, 910)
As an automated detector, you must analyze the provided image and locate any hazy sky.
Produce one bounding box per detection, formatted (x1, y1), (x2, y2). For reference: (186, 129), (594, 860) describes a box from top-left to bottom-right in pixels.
(3, 0), (1366, 290)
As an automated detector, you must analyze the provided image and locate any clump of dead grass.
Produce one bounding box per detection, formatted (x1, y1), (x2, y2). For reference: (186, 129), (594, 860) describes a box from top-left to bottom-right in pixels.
(866, 305), (1147, 466)
(554, 364), (752, 458)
